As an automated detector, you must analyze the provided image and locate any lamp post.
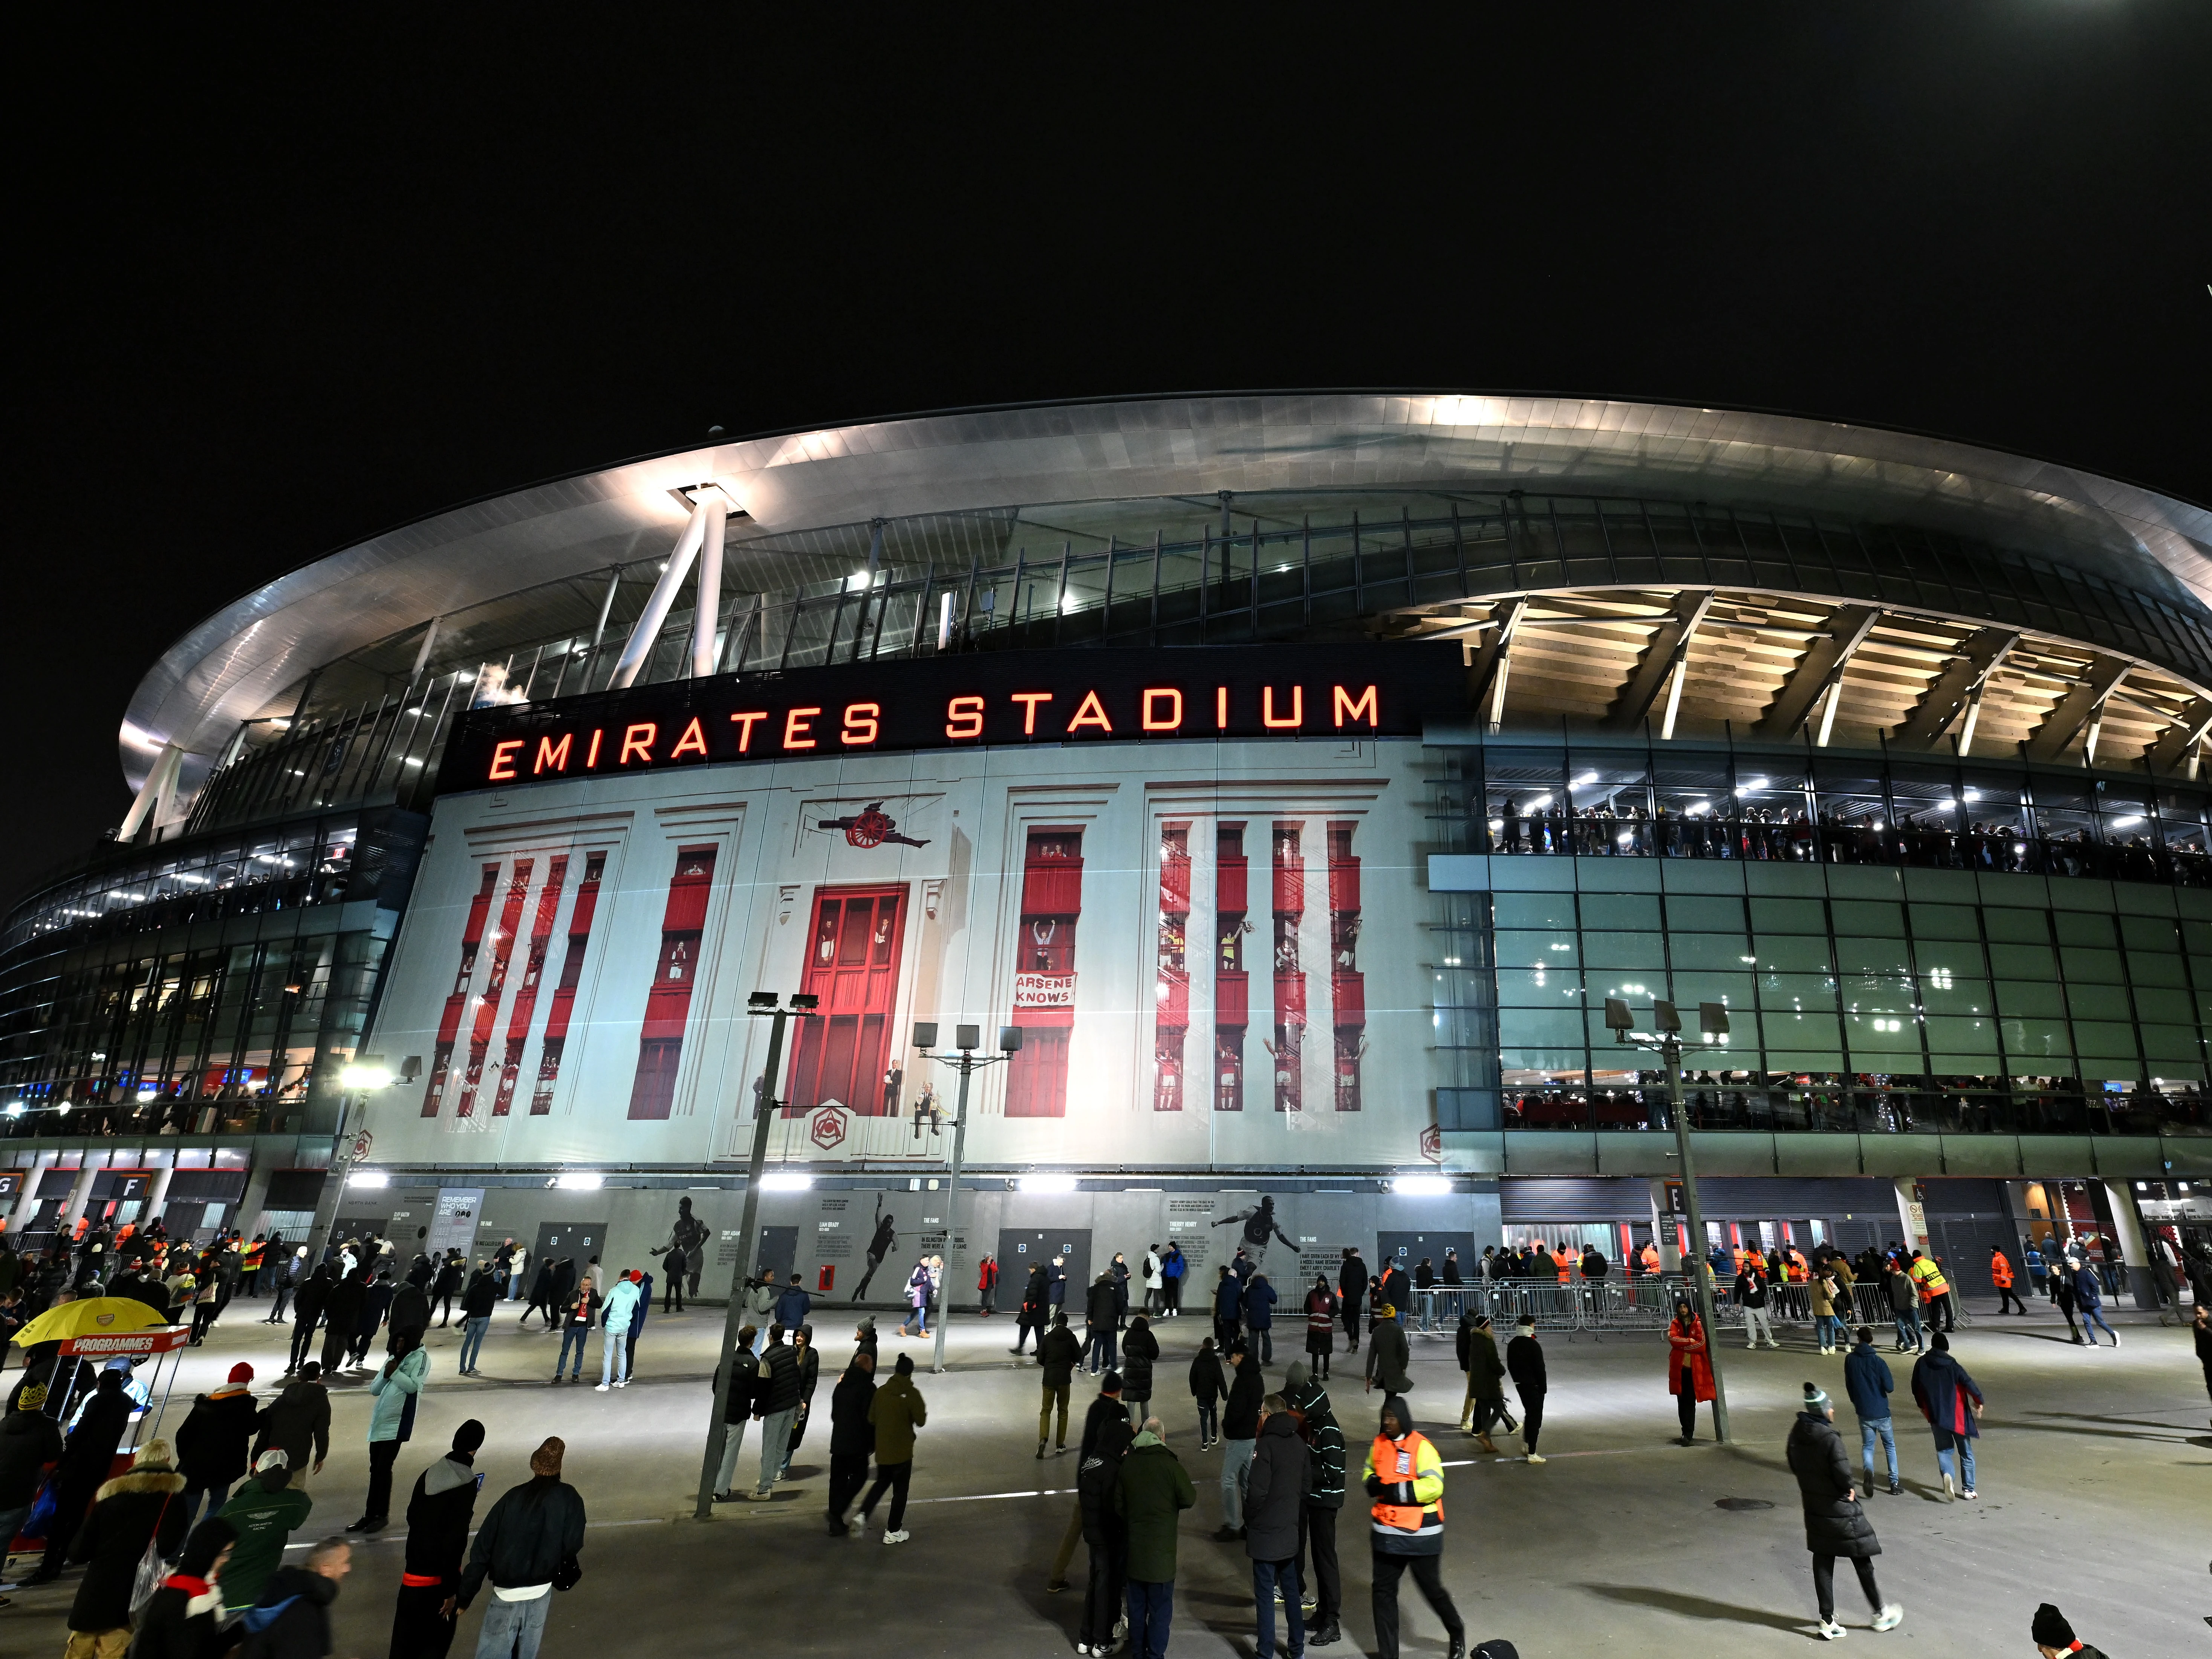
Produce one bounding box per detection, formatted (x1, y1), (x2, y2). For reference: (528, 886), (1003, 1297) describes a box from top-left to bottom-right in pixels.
(1606, 995), (1732, 1444)
(693, 991), (818, 1521)
(305, 1055), (408, 1264)
(912, 1020), (1020, 1375)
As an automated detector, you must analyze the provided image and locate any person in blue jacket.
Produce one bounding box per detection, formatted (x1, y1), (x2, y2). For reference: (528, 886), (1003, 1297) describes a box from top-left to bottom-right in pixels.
(774, 1273), (814, 1334)
(1842, 1324), (1899, 1495)
(1242, 1272), (1279, 1365)
(2071, 1258), (2118, 1347)
(1213, 1266), (1245, 1351)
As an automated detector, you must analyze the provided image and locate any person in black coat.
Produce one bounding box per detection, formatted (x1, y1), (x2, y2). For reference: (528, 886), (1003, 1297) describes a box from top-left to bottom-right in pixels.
(176, 1362), (262, 1537)
(64, 1441), (190, 1642)
(430, 1253), (465, 1327)
(31, 1366), (135, 1583)
(350, 1272), (397, 1368)
(1083, 1273), (1121, 1376)
(1076, 1388), (1136, 1654)
(1337, 1249), (1369, 1352)
(318, 1269), (367, 1376)
(1011, 1264), (1049, 1356)
(286, 1265), (330, 1375)
(1505, 1315), (1548, 1462)
(130, 1515), (237, 1659)
(389, 1419), (485, 1659)
(238, 1540), (349, 1659)
(1245, 1397), (1312, 1659)
(521, 1260), (557, 1328)
(1120, 1315), (1159, 1425)
(1785, 1383), (1901, 1639)
(825, 1352), (877, 1535)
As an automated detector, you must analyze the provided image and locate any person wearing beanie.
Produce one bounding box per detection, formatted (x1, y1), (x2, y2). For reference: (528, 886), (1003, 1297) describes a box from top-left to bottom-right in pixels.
(459, 1437), (586, 1656)
(175, 1361), (260, 1540)
(30, 1366), (132, 1584)
(1364, 1302), (1412, 1397)
(389, 1419), (487, 1659)
(1121, 1313), (1160, 1427)
(1304, 1275), (1339, 1382)
(857, 1352), (927, 1543)
(1076, 1372), (1138, 1655)
(61, 1436), (189, 1646)
(0, 1382), (63, 1576)
(132, 1515), (237, 1657)
(1505, 1315), (1548, 1465)
(1908, 1329), (1985, 1500)
(1363, 1393), (1464, 1659)
(2031, 1601), (2108, 1658)
(1283, 1361), (1347, 1646)
(1037, 1310), (1084, 1460)
(218, 1448), (316, 1613)
(1843, 1327), (1901, 1497)
(1787, 1380), (1902, 1639)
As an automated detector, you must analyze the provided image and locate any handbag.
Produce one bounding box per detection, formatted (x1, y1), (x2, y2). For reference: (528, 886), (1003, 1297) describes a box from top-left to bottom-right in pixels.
(128, 1489), (176, 1619)
(552, 1554), (583, 1592)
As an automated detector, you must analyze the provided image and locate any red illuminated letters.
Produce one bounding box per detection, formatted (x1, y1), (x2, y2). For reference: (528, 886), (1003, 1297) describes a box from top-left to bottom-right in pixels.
(945, 695), (985, 740)
(842, 702), (881, 746)
(783, 707), (823, 749)
(533, 734), (572, 774)
(730, 711), (768, 752)
(1216, 687), (1229, 728)
(668, 717), (708, 760)
(1262, 686), (1303, 728)
(1011, 691), (1053, 734)
(586, 729), (604, 768)
(1141, 688), (1183, 731)
(618, 723), (657, 765)
(488, 739), (523, 781)
(1332, 684), (1378, 728)
(1067, 690), (1113, 733)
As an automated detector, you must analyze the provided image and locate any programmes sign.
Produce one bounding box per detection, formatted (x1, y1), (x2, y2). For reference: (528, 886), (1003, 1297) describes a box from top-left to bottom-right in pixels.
(440, 644), (1464, 795)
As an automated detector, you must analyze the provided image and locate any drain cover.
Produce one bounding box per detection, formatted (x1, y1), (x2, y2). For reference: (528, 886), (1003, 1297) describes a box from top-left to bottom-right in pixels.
(1714, 1497), (1775, 1511)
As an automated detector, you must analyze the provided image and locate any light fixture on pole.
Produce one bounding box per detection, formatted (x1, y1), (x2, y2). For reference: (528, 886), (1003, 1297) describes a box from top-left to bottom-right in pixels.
(308, 1054), (418, 1264)
(693, 989), (820, 1521)
(1605, 994), (1733, 1443)
(912, 1019), (1020, 1375)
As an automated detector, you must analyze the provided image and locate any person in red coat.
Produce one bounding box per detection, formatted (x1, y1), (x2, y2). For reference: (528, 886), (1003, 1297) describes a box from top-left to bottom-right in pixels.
(1666, 1298), (1717, 1445)
(976, 1256), (999, 1318)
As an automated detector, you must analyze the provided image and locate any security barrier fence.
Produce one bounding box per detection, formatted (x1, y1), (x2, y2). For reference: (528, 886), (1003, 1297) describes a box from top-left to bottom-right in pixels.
(1403, 1277), (1972, 1336)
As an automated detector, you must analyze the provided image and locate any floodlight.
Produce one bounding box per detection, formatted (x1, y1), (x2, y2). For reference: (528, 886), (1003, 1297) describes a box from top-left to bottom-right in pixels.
(955, 1024), (981, 1050)
(1652, 999), (1683, 1034)
(1603, 997), (1634, 1032)
(748, 992), (779, 1010)
(1698, 1002), (1730, 1038)
(999, 1026), (1023, 1053)
(912, 1021), (939, 1049)
(788, 993), (820, 1011)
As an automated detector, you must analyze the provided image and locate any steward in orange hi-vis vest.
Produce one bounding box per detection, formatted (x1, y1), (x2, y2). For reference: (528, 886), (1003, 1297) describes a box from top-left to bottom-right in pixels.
(1362, 1394), (1466, 1659)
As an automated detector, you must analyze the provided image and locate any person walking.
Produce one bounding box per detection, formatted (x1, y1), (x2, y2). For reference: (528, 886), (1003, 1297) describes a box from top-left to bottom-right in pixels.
(1012, 1261), (1049, 1355)
(1037, 1310), (1083, 1458)
(1456, 1312), (1509, 1453)
(388, 1419), (484, 1659)
(1216, 1341), (1265, 1540)
(856, 1352), (926, 1544)
(1121, 1313), (1159, 1426)
(1364, 1302), (1412, 1399)
(286, 1265), (329, 1375)
(2073, 1257), (2119, 1348)
(552, 1277), (598, 1382)
(1243, 1272), (1279, 1366)
(249, 1367), (330, 1487)
(217, 1450), (315, 1616)
(900, 1259), (932, 1338)
(456, 1265), (497, 1377)
(58, 1439), (190, 1653)
(1883, 1259), (1923, 1353)
(1909, 1331), (1984, 1500)
(0, 1383), (63, 1557)
(388, 1274), (430, 1358)
(1113, 1417), (1195, 1659)
(237, 1534), (352, 1657)
(1303, 1276), (1337, 1381)
(777, 1324), (820, 1481)
(1990, 1247), (2028, 1315)
(2050, 1258), (2083, 1344)
(349, 1270), (396, 1371)
(1667, 1297), (1718, 1445)
(2023, 1240), (2048, 1299)
(521, 1259), (557, 1329)
(1085, 1271), (1121, 1376)
(353, 1326), (430, 1532)
(825, 1350), (876, 1535)
(429, 1251), (464, 1329)
(456, 1437), (586, 1659)
(1362, 1394), (1465, 1659)
(1189, 1335), (1226, 1450)
(1843, 1326), (1900, 1496)
(748, 1323), (803, 1499)
(1505, 1314), (1547, 1464)
(28, 1366), (133, 1585)
(707, 1327), (762, 1502)
(1076, 1376), (1136, 1656)
(1283, 1362), (1346, 1647)
(174, 1361), (260, 1538)
(1245, 1393), (1311, 1659)
(132, 1514), (238, 1656)
(319, 1268), (366, 1379)
(1787, 1381), (1903, 1640)
(594, 1268), (641, 1391)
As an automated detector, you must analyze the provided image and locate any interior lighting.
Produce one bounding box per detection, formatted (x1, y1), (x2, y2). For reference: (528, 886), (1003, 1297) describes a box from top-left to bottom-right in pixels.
(1019, 1173), (1079, 1193)
(1686, 800), (1712, 816)
(1525, 794), (1552, 811)
(760, 1172), (814, 1191)
(1963, 789), (1981, 802)
(554, 1172), (605, 1190)
(2111, 814), (2144, 829)
(2, 1101), (21, 1117)
(1735, 777), (1768, 795)
(340, 1060), (395, 1089)
(1392, 1176), (1453, 1196)
(347, 1170), (390, 1188)
(1572, 771), (1598, 787)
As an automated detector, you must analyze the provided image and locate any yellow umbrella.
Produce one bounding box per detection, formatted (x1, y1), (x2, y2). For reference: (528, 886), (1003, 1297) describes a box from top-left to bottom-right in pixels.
(9, 1296), (170, 1347)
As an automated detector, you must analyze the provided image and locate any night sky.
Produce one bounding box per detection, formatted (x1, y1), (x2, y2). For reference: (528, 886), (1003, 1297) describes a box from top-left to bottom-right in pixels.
(12, 12), (2210, 908)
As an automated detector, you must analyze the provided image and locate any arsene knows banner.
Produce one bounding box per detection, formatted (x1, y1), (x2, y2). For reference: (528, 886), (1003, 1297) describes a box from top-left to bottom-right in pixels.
(439, 645), (1465, 795)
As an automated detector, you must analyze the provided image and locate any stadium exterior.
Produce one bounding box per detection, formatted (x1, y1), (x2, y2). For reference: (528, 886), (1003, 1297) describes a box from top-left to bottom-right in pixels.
(5, 393), (2210, 1301)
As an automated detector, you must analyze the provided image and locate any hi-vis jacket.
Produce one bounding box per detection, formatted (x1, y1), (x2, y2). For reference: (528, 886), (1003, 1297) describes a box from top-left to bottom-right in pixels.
(1908, 1256), (1949, 1301)
(1362, 1400), (1445, 1556)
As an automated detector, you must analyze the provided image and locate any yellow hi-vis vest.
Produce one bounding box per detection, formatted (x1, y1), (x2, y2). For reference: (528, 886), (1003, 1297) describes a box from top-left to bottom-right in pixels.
(1909, 1257), (1949, 1298)
(1366, 1430), (1444, 1541)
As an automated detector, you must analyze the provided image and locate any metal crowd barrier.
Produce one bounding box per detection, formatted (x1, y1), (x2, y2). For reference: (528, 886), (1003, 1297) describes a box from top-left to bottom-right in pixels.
(1405, 1273), (1969, 1339)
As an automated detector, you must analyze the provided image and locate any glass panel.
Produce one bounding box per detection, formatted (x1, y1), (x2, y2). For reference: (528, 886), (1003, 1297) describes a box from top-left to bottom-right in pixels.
(1669, 934), (1756, 970)
(1749, 897), (1827, 934)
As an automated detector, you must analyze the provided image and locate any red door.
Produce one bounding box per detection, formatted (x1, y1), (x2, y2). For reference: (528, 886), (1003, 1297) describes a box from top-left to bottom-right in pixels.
(787, 887), (908, 1116)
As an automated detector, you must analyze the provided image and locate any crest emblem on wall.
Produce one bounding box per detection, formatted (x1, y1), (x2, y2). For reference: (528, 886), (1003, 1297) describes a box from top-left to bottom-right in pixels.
(809, 1105), (850, 1149)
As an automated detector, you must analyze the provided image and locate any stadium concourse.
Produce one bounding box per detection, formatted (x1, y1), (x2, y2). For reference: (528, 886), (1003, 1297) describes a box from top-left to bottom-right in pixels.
(3, 1278), (2200, 1656)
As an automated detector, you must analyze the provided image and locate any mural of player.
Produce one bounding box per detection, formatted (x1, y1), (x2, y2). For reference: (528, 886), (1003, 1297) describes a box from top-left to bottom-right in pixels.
(1213, 1195), (1296, 1269)
(852, 1196), (898, 1300)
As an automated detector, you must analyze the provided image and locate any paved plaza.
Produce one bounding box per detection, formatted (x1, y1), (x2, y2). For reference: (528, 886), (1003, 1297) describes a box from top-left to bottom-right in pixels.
(5, 1286), (2204, 1656)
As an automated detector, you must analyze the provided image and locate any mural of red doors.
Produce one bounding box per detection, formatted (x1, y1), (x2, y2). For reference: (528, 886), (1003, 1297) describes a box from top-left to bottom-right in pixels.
(786, 886), (908, 1116)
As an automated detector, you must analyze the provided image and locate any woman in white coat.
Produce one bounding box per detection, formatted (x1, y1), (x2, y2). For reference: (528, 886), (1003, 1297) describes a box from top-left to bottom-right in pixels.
(1143, 1246), (1166, 1315)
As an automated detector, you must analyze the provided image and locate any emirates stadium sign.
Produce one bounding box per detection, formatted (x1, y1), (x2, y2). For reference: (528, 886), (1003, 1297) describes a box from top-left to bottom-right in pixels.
(441, 645), (1463, 794)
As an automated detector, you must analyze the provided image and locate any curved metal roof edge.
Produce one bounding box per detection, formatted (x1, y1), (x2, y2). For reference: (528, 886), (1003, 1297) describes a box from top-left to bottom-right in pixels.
(120, 389), (2212, 792)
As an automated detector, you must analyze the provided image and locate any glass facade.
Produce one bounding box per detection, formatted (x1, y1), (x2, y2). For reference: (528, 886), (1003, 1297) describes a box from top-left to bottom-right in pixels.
(1430, 742), (2212, 1140)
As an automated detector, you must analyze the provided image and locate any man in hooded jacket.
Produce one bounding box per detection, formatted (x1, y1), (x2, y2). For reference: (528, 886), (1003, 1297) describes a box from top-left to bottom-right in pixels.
(1362, 1394), (1465, 1659)
(826, 1351), (876, 1535)
(1284, 1361), (1346, 1647)
(389, 1418), (485, 1659)
(237, 1534), (350, 1659)
(251, 1363), (330, 1482)
(457, 1437), (587, 1657)
(1112, 1417), (1194, 1659)
(1077, 1385), (1136, 1654)
(30, 1366), (132, 1584)
(63, 1438), (189, 1647)
(1245, 1392), (1311, 1659)
(1785, 1382), (1902, 1639)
